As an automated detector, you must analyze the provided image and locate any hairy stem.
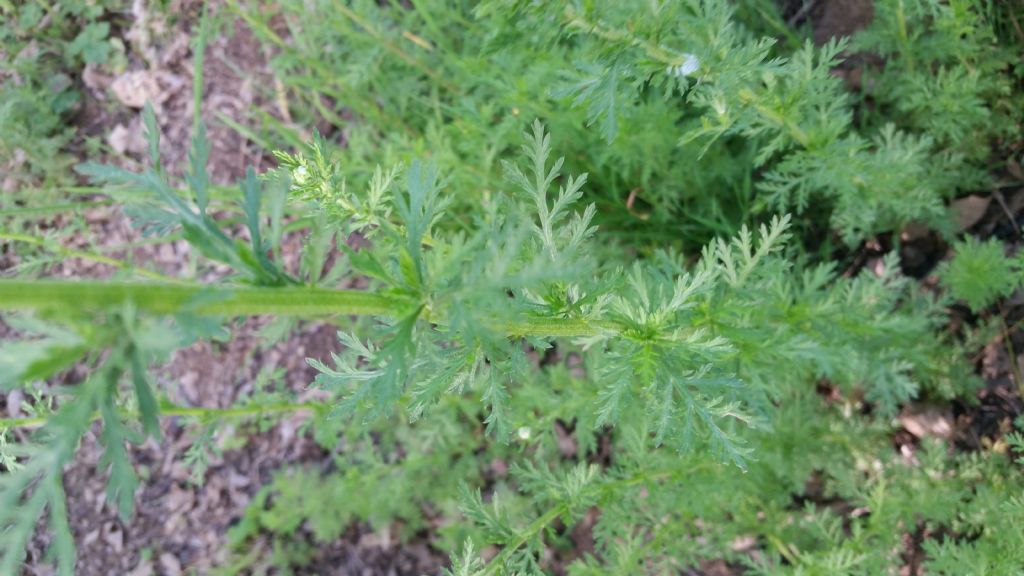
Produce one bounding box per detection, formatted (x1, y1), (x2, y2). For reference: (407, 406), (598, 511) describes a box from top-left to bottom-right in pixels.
(0, 400), (325, 430)
(0, 280), (411, 317)
(0, 279), (621, 336)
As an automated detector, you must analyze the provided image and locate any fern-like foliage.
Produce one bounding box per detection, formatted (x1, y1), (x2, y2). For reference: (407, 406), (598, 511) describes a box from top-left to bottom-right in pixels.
(0, 115), (991, 574)
(852, 0), (1021, 157)
(300, 122), (764, 461)
(940, 236), (1020, 312)
(76, 104), (294, 286)
(235, 0), (1020, 249)
(285, 123), (965, 475)
(0, 311), (168, 574)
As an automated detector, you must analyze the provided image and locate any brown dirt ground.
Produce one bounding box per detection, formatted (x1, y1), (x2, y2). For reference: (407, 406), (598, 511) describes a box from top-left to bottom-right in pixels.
(9, 1), (446, 574)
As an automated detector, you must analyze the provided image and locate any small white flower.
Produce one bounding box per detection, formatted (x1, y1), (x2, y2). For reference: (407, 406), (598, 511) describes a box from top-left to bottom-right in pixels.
(666, 53), (701, 78)
(292, 165), (309, 185)
(517, 426), (532, 441)
(711, 95), (728, 117)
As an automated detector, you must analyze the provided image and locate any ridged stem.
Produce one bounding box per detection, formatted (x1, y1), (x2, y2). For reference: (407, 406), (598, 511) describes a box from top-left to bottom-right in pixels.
(0, 401), (325, 430)
(0, 280), (409, 318)
(0, 280), (622, 337)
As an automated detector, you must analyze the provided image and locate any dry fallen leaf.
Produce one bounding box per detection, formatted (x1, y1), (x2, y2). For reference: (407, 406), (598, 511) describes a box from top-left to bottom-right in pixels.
(899, 404), (953, 440)
(952, 195), (991, 231)
(111, 70), (161, 109)
(107, 121), (147, 155)
(82, 62), (113, 92)
(1008, 158), (1023, 181)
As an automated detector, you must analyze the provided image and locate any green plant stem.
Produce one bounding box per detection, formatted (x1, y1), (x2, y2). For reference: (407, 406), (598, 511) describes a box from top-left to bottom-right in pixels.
(0, 280), (410, 317)
(0, 199), (114, 218)
(225, 1), (413, 135)
(498, 316), (618, 338)
(66, 215), (313, 254)
(333, 2), (462, 95)
(562, 6), (681, 65)
(0, 234), (181, 283)
(214, 112), (277, 151)
(563, 6), (813, 150)
(0, 280), (623, 337)
(21, 184), (239, 201)
(896, 0), (915, 75)
(192, 0), (210, 134)
(483, 504), (567, 575)
(480, 468), (686, 574)
(0, 400), (324, 429)
(740, 90), (811, 148)
(999, 316), (1024, 398)
(767, 533), (801, 565)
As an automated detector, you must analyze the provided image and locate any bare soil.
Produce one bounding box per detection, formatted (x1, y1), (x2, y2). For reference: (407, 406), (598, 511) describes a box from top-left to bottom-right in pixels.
(12, 2), (446, 574)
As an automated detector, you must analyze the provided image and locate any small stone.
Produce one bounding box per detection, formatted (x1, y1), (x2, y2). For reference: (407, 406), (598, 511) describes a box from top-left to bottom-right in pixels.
(158, 553), (182, 576)
(5, 389), (23, 417)
(108, 124), (132, 154)
(126, 558), (154, 576)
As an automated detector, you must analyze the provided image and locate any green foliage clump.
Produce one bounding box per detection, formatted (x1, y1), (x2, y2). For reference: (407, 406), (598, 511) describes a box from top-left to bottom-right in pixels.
(919, 445), (1024, 574)
(0, 1), (121, 192)
(0, 311), (167, 574)
(237, 0), (1019, 247)
(223, 400), (487, 573)
(1, 0), (1021, 573)
(940, 236), (1019, 312)
(0, 116), (987, 574)
(852, 0), (1022, 160)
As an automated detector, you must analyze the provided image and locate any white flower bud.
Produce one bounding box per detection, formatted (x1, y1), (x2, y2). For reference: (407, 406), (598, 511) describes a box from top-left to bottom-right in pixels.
(667, 53), (701, 78)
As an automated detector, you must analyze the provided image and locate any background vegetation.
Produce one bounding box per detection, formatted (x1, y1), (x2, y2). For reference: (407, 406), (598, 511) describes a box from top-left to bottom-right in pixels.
(1, 0), (1023, 574)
